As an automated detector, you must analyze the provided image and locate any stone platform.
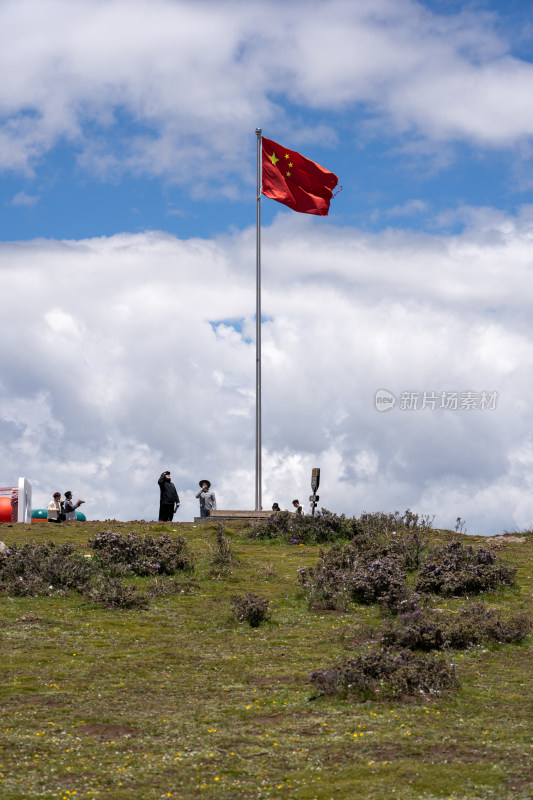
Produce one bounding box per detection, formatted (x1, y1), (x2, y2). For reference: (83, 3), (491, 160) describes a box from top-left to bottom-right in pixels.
(193, 510), (274, 522)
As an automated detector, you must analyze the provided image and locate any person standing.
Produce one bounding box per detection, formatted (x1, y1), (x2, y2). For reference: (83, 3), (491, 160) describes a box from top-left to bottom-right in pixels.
(63, 491), (85, 521)
(158, 471), (180, 522)
(292, 499), (305, 515)
(47, 492), (65, 523)
(196, 480), (216, 518)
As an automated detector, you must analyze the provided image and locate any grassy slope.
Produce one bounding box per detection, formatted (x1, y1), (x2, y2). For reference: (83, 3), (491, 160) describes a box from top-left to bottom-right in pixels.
(0, 521), (531, 800)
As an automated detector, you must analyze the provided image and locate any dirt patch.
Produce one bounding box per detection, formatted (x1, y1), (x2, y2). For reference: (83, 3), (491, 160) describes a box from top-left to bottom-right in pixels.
(252, 674), (299, 686)
(490, 536), (527, 544)
(405, 744), (491, 764)
(247, 713), (285, 725)
(318, 742), (494, 766)
(57, 773), (98, 786)
(342, 627), (375, 646)
(12, 694), (65, 707)
(298, 726), (324, 737)
(318, 743), (406, 765)
(77, 723), (140, 739)
(503, 767), (533, 791)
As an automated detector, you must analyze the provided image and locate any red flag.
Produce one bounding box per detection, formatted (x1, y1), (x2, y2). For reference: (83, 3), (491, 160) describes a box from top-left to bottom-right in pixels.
(262, 137), (338, 216)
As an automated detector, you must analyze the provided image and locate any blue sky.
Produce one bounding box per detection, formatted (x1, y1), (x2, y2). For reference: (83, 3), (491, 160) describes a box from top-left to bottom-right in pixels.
(2, 0), (533, 241)
(2, 0), (533, 532)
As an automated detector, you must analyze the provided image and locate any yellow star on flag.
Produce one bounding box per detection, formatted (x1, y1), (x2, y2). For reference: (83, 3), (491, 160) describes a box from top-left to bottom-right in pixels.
(268, 151), (279, 166)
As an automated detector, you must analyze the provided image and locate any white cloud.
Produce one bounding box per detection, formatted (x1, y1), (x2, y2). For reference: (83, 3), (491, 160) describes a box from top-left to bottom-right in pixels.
(2, 210), (533, 532)
(11, 190), (40, 206)
(0, 0), (533, 183)
(384, 199), (428, 218)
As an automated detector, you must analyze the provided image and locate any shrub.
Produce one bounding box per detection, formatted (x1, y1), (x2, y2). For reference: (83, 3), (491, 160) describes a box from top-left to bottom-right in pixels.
(298, 544), (407, 610)
(82, 577), (148, 610)
(378, 586), (422, 616)
(148, 577), (200, 598)
(141, 532), (194, 574)
(444, 603), (531, 647)
(352, 509), (433, 538)
(248, 509), (357, 544)
(230, 592), (271, 627)
(387, 530), (429, 571)
(209, 525), (237, 570)
(348, 513), (431, 572)
(297, 543), (361, 610)
(416, 541), (516, 596)
(380, 606), (449, 651)
(247, 507), (433, 549)
(0, 541), (94, 595)
(346, 556), (407, 605)
(88, 530), (141, 564)
(310, 648), (457, 700)
(379, 602), (532, 651)
(88, 530), (194, 576)
(2, 574), (55, 597)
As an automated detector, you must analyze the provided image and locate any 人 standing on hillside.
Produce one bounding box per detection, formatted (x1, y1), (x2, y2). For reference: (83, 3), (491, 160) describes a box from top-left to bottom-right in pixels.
(158, 471), (180, 522)
(196, 480), (216, 518)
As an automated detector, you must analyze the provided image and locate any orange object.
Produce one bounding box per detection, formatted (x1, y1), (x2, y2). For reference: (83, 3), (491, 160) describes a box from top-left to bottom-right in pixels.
(0, 496), (13, 523)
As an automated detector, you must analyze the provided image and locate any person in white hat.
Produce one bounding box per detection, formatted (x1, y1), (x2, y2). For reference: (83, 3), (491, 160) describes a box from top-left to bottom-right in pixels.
(196, 480), (217, 518)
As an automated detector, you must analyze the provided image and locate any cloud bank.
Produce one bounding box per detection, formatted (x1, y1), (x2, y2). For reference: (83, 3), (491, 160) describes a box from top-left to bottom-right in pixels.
(2, 209), (533, 533)
(1, 0), (533, 184)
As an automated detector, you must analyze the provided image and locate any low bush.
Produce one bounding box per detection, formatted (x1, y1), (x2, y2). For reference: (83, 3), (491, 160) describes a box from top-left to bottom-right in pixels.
(387, 530), (429, 571)
(0, 541), (94, 595)
(82, 577), (149, 610)
(297, 543), (360, 610)
(352, 509), (433, 538)
(378, 585), (420, 616)
(310, 647), (457, 700)
(248, 508), (433, 547)
(446, 603), (532, 646)
(247, 509), (358, 544)
(147, 577), (200, 598)
(298, 543), (407, 610)
(380, 605), (448, 651)
(88, 530), (194, 576)
(416, 540), (516, 596)
(230, 592), (271, 627)
(209, 525), (237, 570)
(346, 556), (408, 605)
(1, 573), (56, 597)
(379, 602), (532, 651)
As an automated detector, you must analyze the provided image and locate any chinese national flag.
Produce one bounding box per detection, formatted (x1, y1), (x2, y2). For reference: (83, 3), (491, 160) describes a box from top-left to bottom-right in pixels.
(262, 137), (338, 216)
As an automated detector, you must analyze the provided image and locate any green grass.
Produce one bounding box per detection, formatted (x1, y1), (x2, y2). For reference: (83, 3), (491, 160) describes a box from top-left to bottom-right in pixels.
(0, 521), (532, 800)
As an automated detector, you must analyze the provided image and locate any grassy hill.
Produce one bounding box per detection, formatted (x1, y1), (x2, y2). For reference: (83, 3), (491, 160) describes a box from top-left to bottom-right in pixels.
(0, 518), (531, 800)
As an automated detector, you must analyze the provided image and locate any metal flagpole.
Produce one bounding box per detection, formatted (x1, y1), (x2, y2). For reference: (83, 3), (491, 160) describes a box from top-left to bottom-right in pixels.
(255, 128), (262, 511)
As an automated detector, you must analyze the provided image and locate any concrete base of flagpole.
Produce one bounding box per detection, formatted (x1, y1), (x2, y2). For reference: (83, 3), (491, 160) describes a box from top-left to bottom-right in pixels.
(193, 510), (273, 522)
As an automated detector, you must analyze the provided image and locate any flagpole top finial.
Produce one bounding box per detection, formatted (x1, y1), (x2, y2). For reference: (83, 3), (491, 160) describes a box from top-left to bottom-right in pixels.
(255, 128), (262, 135)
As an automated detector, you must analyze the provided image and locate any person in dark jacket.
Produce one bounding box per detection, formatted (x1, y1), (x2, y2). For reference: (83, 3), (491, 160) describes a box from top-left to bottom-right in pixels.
(158, 471), (180, 522)
(63, 491), (85, 521)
